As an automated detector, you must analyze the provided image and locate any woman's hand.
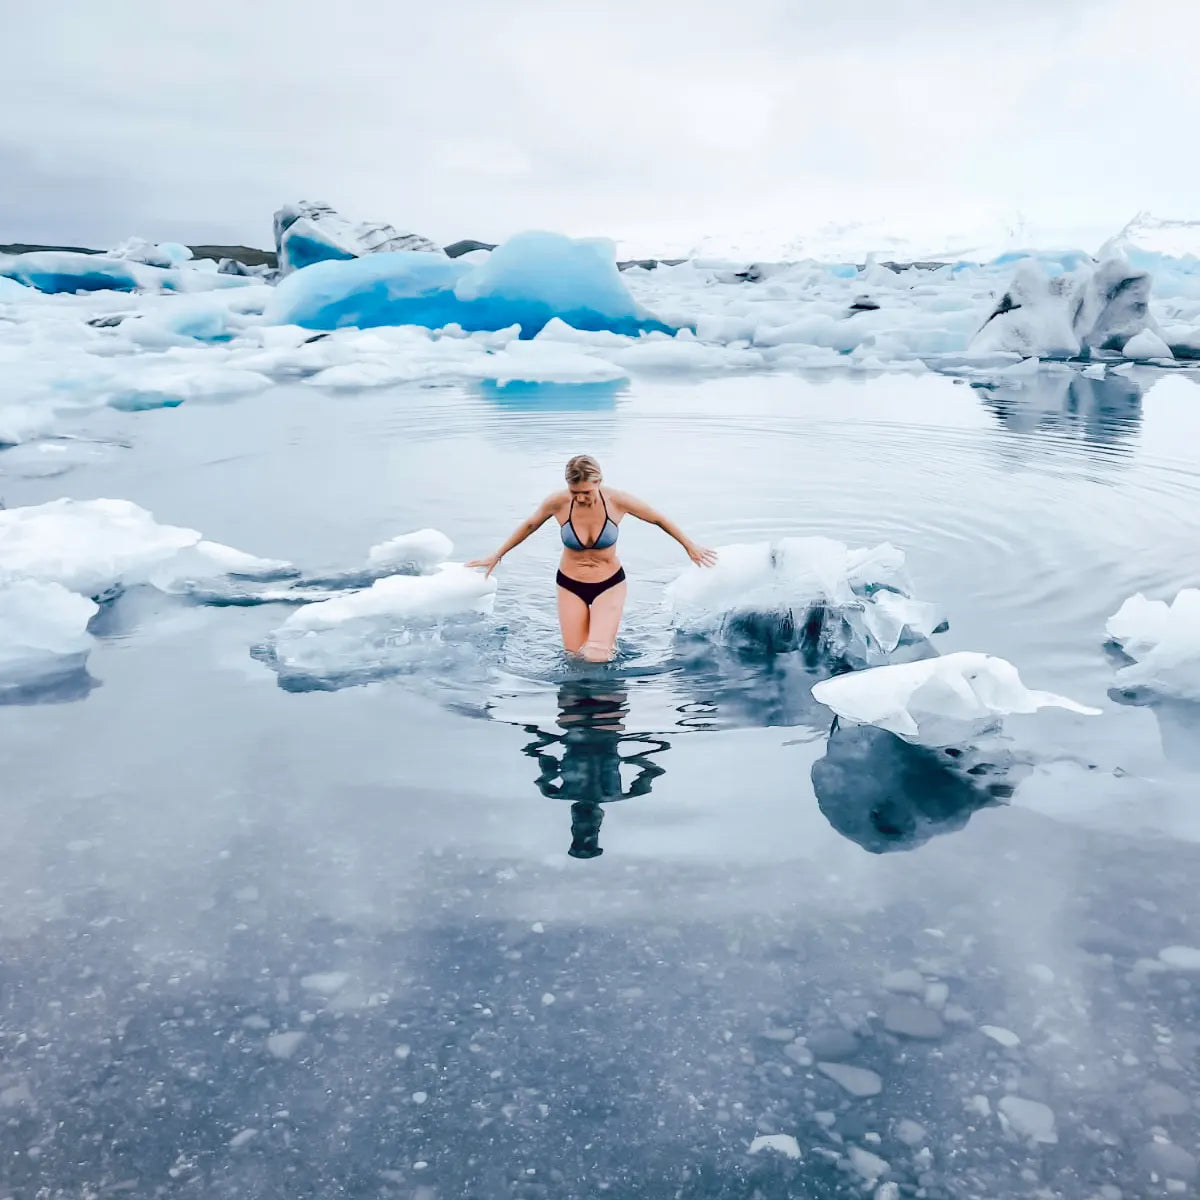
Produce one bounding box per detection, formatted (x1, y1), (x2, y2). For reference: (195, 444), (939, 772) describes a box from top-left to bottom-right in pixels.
(687, 543), (718, 568)
(466, 553), (502, 577)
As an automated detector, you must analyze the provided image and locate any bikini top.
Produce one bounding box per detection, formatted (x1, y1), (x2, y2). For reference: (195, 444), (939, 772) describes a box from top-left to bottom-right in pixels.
(561, 491), (619, 551)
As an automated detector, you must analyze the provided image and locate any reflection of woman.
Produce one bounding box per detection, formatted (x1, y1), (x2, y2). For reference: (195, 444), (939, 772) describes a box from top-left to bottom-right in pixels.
(468, 454), (715, 662)
(522, 681), (670, 858)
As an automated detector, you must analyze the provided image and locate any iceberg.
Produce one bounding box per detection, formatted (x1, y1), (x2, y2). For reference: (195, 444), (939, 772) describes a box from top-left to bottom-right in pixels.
(664, 536), (945, 664)
(1106, 590), (1200, 702)
(811, 651), (1100, 744)
(264, 231), (676, 339)
(0, 576), (97, 693)
(260, 563), (498, 691)
(0, 498), (289, 599)
(0, 250), (257, 295)
(968, 256), (1157, 359)
(273, 200), (443, 275)
(108, 237), (194, 269)
(0, 251), (143, 294)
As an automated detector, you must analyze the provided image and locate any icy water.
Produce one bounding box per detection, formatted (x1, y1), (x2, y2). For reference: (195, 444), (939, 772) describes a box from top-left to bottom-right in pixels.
(3, 367), (1200, 1199)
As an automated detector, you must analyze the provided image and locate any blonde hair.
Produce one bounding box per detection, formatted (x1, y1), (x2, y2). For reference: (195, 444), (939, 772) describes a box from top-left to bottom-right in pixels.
(565, 454), (603, 485)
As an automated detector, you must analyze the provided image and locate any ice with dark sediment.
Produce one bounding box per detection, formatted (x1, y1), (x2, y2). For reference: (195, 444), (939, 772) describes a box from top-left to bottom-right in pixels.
(664, 537), (946, 666)
(272, 200), (444, 275)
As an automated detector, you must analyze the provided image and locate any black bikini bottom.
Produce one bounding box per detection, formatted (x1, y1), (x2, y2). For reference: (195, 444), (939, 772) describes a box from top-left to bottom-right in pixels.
(556, 567), (626, 606)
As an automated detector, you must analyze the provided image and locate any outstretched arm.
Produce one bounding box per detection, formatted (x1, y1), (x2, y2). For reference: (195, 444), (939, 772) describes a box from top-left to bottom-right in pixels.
(613, 491), (717, 567)
(466, 494), (560, 576)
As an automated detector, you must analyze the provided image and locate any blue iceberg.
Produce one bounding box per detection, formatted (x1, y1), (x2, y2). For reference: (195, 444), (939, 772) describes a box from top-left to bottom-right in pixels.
(263, 231), (677, 338)
(0, 251), (141, 293)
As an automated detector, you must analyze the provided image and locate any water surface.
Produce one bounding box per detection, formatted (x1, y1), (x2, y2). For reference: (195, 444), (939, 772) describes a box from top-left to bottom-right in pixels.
(3, 366), (1200, 1198)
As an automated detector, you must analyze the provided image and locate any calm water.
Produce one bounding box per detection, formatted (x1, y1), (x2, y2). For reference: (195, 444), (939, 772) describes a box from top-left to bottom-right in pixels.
(3, 367), (1200, 1199)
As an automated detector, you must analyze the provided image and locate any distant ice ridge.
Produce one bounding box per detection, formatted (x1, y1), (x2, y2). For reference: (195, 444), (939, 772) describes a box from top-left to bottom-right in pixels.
(811, 652), (1100, 745)
(260, 563), (498, 692)
(264, 231), (676, 339)
(664, 537), (945, 665)
(1106, 590), (1200, 702)
(273, 200), (443, 275)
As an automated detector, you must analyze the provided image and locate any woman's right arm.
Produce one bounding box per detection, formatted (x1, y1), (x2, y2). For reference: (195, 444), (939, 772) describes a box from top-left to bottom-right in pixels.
(466, 495), (560, 576)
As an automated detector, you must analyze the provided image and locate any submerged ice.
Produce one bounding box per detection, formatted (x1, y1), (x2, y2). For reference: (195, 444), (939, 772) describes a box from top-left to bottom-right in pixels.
(664, 537), (945, 666)
(261, 563), (498, 691)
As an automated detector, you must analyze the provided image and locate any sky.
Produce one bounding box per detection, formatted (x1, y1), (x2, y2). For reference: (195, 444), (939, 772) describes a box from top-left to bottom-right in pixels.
(3, 0), (1198, 257)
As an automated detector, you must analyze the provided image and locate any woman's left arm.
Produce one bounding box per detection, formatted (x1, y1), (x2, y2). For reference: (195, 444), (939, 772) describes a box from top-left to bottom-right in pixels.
(613, 491), (717, 567)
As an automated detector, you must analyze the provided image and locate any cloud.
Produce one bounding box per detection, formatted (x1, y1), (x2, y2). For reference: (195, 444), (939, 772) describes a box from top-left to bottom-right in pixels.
(1, 0), (1196, 252)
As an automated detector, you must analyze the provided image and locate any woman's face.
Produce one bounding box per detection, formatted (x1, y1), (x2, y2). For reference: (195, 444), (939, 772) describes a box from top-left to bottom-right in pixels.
(569, 480), (601, 506)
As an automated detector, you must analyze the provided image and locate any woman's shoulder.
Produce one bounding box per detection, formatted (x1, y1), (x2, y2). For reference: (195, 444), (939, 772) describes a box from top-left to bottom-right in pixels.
(541, 489), (570, 513)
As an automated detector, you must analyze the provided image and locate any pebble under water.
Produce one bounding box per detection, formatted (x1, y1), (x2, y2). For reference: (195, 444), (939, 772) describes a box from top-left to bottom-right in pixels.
(3, 366), (1200, 1199)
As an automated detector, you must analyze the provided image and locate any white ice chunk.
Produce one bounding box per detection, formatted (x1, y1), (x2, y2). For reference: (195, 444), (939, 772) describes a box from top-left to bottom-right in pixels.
(811, 651), (1100, 743)
(0, 577), (96, 688)
(0, 498), (200, 596)
(0, 498), (286, 599)
(1107, 589), (1200, 701)
(469, 344), (628, 385)
(365, 529), (454, 574)
(285, 564), (495, 631)
(1123, 329), (1174, 360)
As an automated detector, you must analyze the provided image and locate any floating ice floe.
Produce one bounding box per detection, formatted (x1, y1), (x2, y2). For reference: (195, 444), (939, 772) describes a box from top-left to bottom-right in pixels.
(1106, 589), (1200, 702)
(259, 563), (498, 691)
(264, 231), (676, 339)
(0, 576), (97, 694)
(0, 498), (291, 599)
(664, 537), (945, 665)
(810, 651), (1100, 744)
(273, 200), (443, 275)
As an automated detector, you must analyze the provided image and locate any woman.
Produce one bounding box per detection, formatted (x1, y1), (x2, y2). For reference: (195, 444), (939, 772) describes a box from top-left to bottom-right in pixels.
(467, 454), (716, 662)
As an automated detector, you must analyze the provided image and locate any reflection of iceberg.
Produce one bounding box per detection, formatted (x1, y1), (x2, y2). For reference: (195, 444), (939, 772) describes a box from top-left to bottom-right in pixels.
(976, 368), (1144, 447)
(1106, 590), (1200, 703)
(520, 679), (670, 859)
(665, 537), (945, 667)
(263, 231), (675, 338)
(811, 652), (1100, 745)
(811, 723), (1016, 853)
(258, 564), (498, 692)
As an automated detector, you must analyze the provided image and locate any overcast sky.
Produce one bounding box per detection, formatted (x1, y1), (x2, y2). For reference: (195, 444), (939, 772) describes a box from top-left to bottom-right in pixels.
(3, 0), (1197, 254)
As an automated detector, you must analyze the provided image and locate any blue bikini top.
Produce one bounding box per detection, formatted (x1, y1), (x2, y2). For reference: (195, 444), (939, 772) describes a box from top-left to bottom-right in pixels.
(561, 491), (619, 551)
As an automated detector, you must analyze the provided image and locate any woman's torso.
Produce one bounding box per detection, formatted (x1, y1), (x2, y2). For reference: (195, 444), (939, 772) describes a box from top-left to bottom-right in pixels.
(557, 490), (622, 580)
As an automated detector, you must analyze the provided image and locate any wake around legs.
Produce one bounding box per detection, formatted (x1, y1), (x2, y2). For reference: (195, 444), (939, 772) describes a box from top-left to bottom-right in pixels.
(466, 454), (717, 662)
